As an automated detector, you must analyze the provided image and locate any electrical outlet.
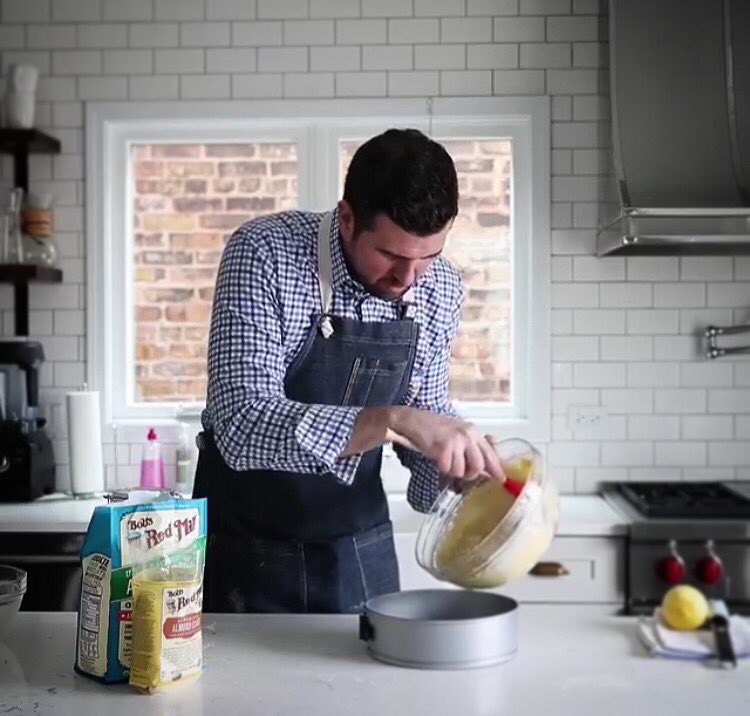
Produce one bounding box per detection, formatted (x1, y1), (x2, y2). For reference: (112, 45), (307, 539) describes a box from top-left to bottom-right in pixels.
(568, 405), (607, 429)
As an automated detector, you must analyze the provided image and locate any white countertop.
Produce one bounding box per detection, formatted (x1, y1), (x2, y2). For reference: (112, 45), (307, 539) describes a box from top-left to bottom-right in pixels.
(0, 494), (109, 532)
(0, 493), (630, 537)
(0, 606), (746, 716)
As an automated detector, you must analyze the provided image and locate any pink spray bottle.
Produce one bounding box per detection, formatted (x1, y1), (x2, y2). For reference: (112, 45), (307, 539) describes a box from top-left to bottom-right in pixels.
(139, 427), (165, 488)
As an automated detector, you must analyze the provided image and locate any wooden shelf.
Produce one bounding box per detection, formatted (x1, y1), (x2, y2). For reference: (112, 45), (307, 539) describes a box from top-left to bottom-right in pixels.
(0, 130), (64, 335)
(0, 129), (61, 155)
(0, 264), (63, 335)
(0, 129), (61, 194)
(0, 264), (63, 283)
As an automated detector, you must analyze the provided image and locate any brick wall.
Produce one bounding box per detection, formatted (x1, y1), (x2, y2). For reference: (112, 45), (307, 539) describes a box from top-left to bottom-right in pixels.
(132, 140), (297, 402)
(1, 0), (748, 495)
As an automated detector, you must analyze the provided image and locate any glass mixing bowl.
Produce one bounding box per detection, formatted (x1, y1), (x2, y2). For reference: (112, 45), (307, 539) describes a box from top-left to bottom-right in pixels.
(415, 438), (559, 589)
(0, 565), (27, 634)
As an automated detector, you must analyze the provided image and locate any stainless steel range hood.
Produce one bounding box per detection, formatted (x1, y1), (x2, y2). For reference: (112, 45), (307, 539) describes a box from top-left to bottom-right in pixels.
(598, 0), (750, 256)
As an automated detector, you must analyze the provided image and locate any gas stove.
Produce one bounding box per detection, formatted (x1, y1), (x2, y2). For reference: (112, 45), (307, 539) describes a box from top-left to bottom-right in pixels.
(604, 481), (750, 615)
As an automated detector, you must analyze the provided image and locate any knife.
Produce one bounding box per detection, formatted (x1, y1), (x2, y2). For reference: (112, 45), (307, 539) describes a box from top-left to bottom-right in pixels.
(709, 599), (737, 669)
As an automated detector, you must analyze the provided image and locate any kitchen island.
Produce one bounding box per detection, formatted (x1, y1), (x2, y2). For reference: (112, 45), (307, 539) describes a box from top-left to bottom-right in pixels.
(0, 606), (746, 716)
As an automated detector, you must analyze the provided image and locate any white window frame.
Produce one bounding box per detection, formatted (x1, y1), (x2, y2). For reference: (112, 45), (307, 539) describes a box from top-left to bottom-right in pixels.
(86, 98), (550, 458)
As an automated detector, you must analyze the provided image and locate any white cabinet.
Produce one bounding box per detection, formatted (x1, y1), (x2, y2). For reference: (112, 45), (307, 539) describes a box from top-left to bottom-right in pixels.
(394, 532), (625, 605)
(497, 536), (625, 604)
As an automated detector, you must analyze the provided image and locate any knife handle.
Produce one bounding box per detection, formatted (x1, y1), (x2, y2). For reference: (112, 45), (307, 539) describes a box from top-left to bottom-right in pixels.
(710, 615), (737, 669)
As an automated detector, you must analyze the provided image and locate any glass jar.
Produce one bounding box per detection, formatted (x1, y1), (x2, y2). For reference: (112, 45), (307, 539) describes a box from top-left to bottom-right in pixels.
(21, 204), (57, 267)
(2, 188), (24, 263)
(415, 438), (560, 589)
(22, 234), (58, 267)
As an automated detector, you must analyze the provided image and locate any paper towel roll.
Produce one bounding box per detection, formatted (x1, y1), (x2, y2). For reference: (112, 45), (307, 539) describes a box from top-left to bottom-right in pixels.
(67, 390), (104, 495)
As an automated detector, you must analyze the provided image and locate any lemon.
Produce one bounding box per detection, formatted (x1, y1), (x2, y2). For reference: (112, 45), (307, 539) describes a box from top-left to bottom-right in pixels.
(661, 585), (710, 631)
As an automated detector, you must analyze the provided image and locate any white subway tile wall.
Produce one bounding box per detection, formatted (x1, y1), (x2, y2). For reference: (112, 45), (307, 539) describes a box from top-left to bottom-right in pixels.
(0, 0), (747, 494)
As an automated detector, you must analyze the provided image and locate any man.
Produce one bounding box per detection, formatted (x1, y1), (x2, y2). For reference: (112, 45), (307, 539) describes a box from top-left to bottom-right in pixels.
(193, 128), (504, 614)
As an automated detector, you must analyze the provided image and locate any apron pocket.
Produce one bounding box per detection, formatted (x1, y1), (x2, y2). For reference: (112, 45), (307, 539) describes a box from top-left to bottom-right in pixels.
(353, 524), (400, 600)
(342, 357), (408, 407)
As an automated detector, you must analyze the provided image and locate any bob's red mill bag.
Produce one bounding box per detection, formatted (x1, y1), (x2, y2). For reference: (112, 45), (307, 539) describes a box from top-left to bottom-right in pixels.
(74, 489), (207, 688)
(129, 538), (205, 691)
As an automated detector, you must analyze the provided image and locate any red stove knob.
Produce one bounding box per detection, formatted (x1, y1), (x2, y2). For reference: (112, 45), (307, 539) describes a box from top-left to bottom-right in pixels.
(695, 556), (723, 585)
(656, 555), (685, 584)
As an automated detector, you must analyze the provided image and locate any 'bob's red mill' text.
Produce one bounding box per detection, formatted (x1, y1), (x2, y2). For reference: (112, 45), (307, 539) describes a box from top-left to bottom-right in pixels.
(127, 515), (153, 531)
(145, 515), (197, 549)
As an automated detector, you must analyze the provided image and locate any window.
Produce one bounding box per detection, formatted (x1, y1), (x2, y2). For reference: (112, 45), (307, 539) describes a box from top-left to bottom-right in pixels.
(88, 99), (549, 451)
(131, 141), (298, 403)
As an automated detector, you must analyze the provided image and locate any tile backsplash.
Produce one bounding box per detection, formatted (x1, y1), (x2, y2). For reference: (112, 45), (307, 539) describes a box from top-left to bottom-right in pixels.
(1, 0), (748, 495)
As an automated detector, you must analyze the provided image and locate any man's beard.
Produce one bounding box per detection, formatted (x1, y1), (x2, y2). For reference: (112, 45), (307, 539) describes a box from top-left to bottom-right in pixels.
(342, 234), (411, 301)
(368, 281), (411, 302)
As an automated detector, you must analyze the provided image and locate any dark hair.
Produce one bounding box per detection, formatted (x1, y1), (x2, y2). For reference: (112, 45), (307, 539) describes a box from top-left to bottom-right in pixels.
(343, 128), (458, 237)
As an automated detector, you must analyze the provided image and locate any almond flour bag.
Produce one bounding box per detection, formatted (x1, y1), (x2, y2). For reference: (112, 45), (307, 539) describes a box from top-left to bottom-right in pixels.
(74, 489), (207, 684)
(129, 538), (205, 692)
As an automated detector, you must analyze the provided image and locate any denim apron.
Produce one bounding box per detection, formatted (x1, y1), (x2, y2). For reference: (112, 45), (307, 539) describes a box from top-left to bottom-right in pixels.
(193, 212), (419, 613)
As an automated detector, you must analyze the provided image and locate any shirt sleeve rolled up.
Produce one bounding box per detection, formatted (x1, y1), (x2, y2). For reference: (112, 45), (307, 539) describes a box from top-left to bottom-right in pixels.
(206, 230), (362, 485)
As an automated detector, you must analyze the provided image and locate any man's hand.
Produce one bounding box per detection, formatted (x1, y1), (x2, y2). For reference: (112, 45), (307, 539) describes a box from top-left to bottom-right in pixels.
(387, 407), (504, 482)
(342, 406), (504, 483)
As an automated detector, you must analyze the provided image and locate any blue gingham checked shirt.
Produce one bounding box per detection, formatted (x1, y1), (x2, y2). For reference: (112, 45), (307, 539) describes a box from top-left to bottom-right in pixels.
(202, 208), (463, 512)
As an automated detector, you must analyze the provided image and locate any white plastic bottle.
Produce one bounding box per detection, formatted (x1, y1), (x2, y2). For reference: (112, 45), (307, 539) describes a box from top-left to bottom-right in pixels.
(175, 421), (193, 496)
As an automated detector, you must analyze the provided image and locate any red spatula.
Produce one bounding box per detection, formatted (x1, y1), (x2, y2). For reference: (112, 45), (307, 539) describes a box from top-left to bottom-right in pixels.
(501, 476), (525, 497)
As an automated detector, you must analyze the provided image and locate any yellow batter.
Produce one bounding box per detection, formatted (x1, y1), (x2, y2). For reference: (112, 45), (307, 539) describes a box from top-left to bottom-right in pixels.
(435, 478), (516, 571)
(434, 457), (557, 589)
(503, 456), (534, 482)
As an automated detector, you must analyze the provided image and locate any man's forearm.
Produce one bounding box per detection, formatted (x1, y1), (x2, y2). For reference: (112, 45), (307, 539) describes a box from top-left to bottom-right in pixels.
(341, 405), (416, 457)
(212, 394), (362, 485)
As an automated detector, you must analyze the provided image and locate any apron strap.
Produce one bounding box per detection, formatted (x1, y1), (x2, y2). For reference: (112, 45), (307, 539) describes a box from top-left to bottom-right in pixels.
(316, 211), (335, 338)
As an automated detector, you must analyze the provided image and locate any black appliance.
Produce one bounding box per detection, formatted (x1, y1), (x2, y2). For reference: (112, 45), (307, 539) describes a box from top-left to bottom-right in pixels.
(0, 340), (55, 501)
